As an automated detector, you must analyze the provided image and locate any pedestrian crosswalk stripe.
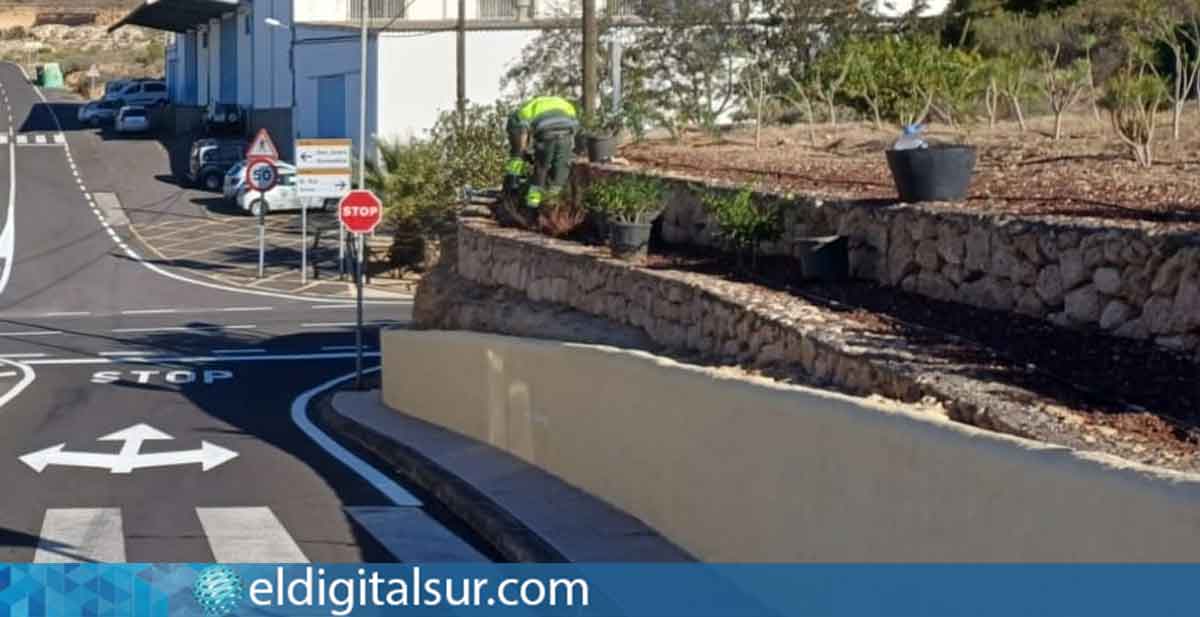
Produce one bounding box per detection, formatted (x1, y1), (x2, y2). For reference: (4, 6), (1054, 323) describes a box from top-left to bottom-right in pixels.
(0, 135), (7, 145)
(34, 508), (126, 563)
(14, 133), (66, 146)
(346, 507), (487, 562)
(34, 134), (45, 145)
(53, 133), (65, 144)
(196, 507), (309, 564)
(15, 135), (26, 145)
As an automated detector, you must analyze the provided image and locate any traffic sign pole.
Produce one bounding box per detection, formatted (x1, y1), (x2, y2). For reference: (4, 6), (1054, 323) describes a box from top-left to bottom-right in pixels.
(355, 233), (365, 389)
(301, 202), (308, 285)
(337, 190), (382, 390)
(255, 198), (267, 279)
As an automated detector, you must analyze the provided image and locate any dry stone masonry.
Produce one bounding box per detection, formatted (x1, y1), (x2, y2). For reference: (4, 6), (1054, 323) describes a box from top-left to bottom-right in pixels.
(578, 165), (1200, 362)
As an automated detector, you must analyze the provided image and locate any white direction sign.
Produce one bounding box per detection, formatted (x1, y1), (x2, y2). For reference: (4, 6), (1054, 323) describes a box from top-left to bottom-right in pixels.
(297, 139), (352, 170)
(86, 64), (100, 79)
(297, 139), (352, 199)
(19, 423), (239, 474)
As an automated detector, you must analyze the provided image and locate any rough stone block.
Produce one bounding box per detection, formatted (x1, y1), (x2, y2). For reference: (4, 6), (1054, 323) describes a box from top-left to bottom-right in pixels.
(1099, 300), (1134, 331)
(1036, 265), (1065, 306)
(1064, 284), (1102, 324)
(1093, 267), (1122, 295)
(1059, 249), (1089, 290)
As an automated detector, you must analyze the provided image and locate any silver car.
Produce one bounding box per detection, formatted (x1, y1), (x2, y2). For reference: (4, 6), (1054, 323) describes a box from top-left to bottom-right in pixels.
(115, 106), (150, 133)
(77, 100), (121, 127)
(224, 160), (297, 203)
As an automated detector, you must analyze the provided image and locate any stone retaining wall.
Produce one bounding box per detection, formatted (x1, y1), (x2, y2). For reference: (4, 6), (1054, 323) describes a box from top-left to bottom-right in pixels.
(577, 165), (1200, 361)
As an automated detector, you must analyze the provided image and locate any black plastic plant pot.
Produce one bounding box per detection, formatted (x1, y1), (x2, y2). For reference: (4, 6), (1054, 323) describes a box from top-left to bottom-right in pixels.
(587, 134), (617, 163)
(795, 235), (849, 282)
(609, 221), (652, 261)
(574, 133), (588, 156)
(885, 144), (977, 203)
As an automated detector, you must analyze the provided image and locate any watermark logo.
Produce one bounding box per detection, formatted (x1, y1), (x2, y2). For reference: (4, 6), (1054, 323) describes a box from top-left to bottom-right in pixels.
(193, 565), (245, 617)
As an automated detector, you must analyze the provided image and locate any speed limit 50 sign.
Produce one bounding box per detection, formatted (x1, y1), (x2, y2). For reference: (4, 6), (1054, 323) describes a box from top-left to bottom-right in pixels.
(339, 190), (383, 234)
(246, 157), (279, 192)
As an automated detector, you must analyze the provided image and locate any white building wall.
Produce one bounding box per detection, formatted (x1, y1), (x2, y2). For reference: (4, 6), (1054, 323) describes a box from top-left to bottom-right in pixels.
(295, 0), (348, 21)
(375, 29), (535, 142)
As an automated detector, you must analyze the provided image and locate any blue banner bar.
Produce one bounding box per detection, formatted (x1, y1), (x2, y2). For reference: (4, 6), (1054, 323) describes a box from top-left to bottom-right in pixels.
(0, 564), (1196, 616)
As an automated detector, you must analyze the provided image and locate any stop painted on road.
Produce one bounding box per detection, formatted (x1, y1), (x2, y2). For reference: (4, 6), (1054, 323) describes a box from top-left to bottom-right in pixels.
(91, 370), (234, 385)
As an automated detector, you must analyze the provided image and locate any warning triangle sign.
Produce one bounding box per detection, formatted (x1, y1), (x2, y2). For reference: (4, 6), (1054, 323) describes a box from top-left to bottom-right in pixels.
(246, 128), (280, 160)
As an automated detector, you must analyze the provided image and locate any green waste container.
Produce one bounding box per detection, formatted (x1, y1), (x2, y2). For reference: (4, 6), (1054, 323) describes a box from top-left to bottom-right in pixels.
(38, 63), (63, 89)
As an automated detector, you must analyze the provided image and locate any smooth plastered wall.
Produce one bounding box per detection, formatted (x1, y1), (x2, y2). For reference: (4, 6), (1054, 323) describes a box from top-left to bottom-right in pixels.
(382, 329), (1200, 562)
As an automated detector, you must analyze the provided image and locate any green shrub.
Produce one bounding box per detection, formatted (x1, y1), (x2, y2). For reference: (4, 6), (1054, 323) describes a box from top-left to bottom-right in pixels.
(428, 102), (510, 195)
(699, 186), (783, 270)
(365, 140), (453, 236)
(1101, 72), (1167, 167)
(584, 175), (664, 224)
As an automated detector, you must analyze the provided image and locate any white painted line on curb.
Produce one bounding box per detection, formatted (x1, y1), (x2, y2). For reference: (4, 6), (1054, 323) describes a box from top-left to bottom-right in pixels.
(290, 367), (421, 507)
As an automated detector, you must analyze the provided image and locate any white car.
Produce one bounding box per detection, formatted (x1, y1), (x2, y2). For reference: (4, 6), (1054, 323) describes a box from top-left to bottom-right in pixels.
(114, 106), (150, 133)
(236, 170), (338, 217)
(224, 160), (297, 202)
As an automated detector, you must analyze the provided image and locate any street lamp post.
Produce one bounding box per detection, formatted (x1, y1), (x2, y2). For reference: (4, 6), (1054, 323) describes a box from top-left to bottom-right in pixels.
(264, 15), (308, 285)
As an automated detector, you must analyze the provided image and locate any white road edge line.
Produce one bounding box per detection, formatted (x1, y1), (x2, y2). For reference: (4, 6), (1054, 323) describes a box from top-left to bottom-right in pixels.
(24, 352), (382, 366)
(0, 357), (35, 410)
(43, 312), (90, 317)
(0, 353), (47, 358)
(0, 75), (15, 296)
(290, 366), (421, 507)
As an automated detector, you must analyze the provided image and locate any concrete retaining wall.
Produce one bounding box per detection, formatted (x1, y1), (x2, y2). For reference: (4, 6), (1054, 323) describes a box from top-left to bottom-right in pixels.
(382, 328), (1200, 562)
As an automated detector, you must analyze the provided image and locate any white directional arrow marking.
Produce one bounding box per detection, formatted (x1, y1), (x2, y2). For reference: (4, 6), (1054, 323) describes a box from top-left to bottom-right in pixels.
(19, 424), (238, 474)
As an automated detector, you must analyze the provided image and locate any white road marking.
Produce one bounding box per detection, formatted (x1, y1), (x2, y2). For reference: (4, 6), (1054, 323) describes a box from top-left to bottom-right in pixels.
(33, 134), (45, 145)
(290, 367), (421, 507)
(301, 322), (356, 328)
(196, 508), (308, 564)
(98, 351), (155, 357)
(346, 507), (487, 562)
(0, 353), (47, 358)
(0, 330), (62, 337)
(34, 509), (126, 563)
(43, 311), (90, 317)
(120, 308), (179, 315)
(212, 349), (266, 355)
(111, 325), (257, 334)
(21, 424), (238, 474)
(0, 89), (14, 296)
(217, 306), (273, 312)
(14, 135), (26, 145)
(0, 135), (6, 145)
(0, 358), (32, 408)
(0, 371), (16, 377)
(53, 133), (64, 144)
(311, 305), (356, 310)
(24, 351), (382, 366)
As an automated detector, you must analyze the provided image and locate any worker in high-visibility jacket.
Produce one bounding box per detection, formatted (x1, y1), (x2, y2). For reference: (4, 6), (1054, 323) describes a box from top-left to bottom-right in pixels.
(505, 96), (579, 209)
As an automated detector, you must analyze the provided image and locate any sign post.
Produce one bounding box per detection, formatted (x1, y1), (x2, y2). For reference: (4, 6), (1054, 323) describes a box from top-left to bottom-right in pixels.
(86, 64), (100, 97)
(339, 190), (383, 389)
(296, 139), (353, 285)
(246, 157), (278, 279)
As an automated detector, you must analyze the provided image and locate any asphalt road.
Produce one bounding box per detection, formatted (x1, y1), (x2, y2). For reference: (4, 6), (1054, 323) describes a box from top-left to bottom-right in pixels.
(0, 63), (486, 564)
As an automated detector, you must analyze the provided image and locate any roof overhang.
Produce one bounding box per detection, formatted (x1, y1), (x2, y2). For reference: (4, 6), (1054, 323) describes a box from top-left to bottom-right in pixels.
(108, 0), (240, 34)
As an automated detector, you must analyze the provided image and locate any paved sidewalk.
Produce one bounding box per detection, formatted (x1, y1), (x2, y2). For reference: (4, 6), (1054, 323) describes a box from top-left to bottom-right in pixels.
(322, 390), (693, 563)
(121, 194), (415, 299)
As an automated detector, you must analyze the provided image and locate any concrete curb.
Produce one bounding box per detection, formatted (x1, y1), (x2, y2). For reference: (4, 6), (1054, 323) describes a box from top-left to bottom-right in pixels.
(312, 387), (567, 563)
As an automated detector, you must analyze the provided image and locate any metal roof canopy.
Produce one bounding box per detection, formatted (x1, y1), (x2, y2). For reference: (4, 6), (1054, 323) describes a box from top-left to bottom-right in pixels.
(108, 0), (240, 33)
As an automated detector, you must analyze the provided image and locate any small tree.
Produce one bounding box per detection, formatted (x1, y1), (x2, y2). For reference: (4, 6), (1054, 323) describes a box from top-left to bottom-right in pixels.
(841, 37), (886, 130)
(1038, 46), (1090, 140)
(699, 186), (784, 271)
(1102, 72), (1168, 167)
(1148, 0), (1200, 140)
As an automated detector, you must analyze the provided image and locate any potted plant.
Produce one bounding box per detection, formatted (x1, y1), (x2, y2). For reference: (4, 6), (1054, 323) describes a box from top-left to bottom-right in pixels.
(584, 174), (664, 261)
(581, 106), (623, 164)
(875, 36), (977, 203)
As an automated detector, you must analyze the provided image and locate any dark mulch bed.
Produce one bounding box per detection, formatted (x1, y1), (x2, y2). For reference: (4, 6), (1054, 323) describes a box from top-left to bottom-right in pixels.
(642, 243), (1200, 463)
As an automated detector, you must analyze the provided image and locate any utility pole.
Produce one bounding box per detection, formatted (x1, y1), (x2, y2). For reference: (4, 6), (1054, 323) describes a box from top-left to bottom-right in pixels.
(581, 0), (598, 122)
(456, 0), (466, 119)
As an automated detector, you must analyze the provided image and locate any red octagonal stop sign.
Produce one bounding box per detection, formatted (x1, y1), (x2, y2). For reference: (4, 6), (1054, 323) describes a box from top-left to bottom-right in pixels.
(339, 190), (383, 234)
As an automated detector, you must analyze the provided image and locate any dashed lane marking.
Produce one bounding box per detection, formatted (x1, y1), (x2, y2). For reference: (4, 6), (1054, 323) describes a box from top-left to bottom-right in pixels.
(0, 370), (16, 378)
(34, 509), (126, 564)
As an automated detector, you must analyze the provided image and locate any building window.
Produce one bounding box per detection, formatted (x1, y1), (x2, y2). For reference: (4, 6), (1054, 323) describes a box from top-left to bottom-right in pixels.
(349, 0), (406, 20)
(478, 0), (518, 19)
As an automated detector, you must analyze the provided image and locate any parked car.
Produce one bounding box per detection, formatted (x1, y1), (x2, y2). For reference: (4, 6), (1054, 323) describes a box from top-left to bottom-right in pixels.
(188, 137), (245, 191)
(114, 80), (168, 108)
(224, 159), (297, 203)
(114, 106), (150, 133)
(236, 170), (338, 217)
(204, 103), (244, 136)
(77, 99), (121, 127)
(102, 79), (132, 101)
